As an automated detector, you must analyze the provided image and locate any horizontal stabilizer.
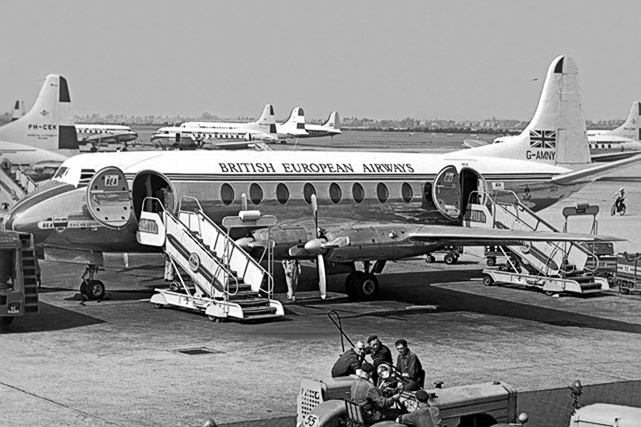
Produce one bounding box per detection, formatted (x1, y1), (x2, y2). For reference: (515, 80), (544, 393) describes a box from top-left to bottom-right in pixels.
(551, 154), (641, 185)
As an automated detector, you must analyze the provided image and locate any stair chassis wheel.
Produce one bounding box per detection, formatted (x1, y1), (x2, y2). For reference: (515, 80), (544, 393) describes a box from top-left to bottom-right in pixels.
(486, 257), (497, 267)
(80, 279), (106, 300)
(618, 280), (631, 295)
(208, 315), (225, 323)
(482, 274), (494, 287)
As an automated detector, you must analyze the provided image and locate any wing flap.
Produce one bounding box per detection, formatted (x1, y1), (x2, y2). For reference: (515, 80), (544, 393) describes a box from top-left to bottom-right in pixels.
(552, 154), (641, 185)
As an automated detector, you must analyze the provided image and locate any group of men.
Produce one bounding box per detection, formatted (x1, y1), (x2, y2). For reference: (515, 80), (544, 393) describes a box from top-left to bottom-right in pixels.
(331, 335), (440, 426)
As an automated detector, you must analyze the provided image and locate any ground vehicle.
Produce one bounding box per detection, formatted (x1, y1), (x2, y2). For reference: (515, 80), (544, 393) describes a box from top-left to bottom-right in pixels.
(615, 252), (641, 294)
(0, 231), (38, 326)
(425, 246), (464, 264)
(568, 379), (641, 427)
(298, 311), (518, 427)
(296, 376), (518, 427)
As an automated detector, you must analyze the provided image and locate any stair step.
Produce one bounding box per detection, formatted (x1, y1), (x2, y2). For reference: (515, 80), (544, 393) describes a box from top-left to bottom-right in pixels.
(25, 306), (38, 313)
(579, 283), (602, 291)
(25, 296), (39, 304)
(233, 298), (272, 307)
(230, 290), (260, 299)
(240, 312), (283, 322)
(242, 305), (277, 315)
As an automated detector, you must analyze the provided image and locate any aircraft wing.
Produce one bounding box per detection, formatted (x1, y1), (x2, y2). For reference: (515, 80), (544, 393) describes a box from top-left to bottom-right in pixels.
(407, 224), (623, 244)
(462, 139), (490, 148)
(552, 154), (641, 186)
(589, 151), (641, 163)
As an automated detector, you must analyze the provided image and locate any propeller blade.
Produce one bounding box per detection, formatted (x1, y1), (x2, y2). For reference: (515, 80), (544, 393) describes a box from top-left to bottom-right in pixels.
(317, 254), (327, 299)
(311, 194), (319, 238)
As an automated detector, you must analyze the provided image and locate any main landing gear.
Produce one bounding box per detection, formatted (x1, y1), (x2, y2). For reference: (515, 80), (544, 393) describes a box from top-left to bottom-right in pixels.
(344, 260), (386, 301)
(80, 264), (106, 301)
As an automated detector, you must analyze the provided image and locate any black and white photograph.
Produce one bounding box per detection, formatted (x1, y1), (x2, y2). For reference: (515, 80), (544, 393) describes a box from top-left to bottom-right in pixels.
(1, 1), (641, 426)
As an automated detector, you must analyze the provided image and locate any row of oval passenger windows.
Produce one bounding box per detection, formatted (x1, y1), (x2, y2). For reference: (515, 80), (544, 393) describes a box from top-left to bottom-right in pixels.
(220, 182), (426, 206)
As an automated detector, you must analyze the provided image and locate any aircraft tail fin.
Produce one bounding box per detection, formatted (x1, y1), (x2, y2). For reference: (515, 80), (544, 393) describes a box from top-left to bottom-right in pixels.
(247, 104), (276, 134)
(609, 101), (641, 140)
(323, 112), (340, 130)
(11, 100), (25, 121)
(281, 107), (306, 132)
(0, 74), (78, 151)
(459, 55), (590, 167)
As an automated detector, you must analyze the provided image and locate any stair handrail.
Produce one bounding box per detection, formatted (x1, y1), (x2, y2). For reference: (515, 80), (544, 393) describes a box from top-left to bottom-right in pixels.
(327, 310), (354, 353)
(196, 210), (272, 296)
(160, 205), (241, 299)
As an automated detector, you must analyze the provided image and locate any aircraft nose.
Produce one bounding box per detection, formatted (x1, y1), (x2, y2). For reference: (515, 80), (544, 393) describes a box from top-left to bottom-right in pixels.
(4, 182), (78, 244)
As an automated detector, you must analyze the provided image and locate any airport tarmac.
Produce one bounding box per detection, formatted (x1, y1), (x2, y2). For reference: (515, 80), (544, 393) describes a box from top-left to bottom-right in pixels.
(2, 156), (641, 426)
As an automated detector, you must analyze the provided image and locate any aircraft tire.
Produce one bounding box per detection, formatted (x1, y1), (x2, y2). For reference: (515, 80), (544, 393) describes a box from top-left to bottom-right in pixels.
(354, 273), (379, 301)
(345, 271), (362, 300)
(83, 279), (106, 300)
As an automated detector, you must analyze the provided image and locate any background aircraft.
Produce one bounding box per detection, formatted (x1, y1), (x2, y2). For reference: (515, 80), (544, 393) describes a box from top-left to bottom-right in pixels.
(302, 111), (341, 138)
(10, 99), (25, 121)
(179, 104), (277, 134)
(463, 101), (641, 162)
(150, 124), (278, 150)
(276, 107), (308, 140)
(75, 124), (138, 152)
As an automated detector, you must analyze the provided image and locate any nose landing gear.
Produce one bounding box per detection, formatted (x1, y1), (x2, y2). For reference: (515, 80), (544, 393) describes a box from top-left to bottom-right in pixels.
(345, 260), (385, 301)
(80, 264), (106, 301)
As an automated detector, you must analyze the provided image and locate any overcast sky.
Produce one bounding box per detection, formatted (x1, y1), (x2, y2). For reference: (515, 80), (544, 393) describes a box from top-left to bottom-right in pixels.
(0, 0), (639, 121)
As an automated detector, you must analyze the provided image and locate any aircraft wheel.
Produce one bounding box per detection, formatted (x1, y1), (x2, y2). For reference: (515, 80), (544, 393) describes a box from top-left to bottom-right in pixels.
(444, 253), (456, 265)
(486, 257), (497, 267)
(83, 279), (106, 300)
(482, 274), (494, 287)
(121, 147), (128, 152)
(90, 146), (97, 153)
(354, 273), (379, 301)
(345, 271), (363, 300)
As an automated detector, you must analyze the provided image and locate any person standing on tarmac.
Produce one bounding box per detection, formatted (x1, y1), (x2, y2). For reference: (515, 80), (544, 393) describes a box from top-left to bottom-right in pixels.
(396, 389), (442, 427)
(395, 339), (423, 391)
(351, 362), (402, 425)
(331, 341), (366, 377)
(282, 259), (301, 301)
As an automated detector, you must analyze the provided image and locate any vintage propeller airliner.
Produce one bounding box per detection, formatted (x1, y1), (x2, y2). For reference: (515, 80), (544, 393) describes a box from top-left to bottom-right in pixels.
(5, 56), (640, 300)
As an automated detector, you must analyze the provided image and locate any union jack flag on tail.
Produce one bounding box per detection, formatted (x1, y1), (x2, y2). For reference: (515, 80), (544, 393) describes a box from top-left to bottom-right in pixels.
(529, 130), (556, 149)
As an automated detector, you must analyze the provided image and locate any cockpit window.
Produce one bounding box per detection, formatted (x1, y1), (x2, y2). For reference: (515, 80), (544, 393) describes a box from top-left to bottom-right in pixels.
(53, 167), (68, 180)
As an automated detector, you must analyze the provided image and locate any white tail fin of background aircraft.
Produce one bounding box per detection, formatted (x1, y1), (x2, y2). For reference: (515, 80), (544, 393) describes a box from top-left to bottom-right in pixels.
(245, 104), (277, 134)
(11, 100), (25, 121)
(458, 55), (591, 167)
(324, 111), (340, 130)
(0, 74), (78, 153)
(605, 101), (641, 141)
(277, 107), (308, 137)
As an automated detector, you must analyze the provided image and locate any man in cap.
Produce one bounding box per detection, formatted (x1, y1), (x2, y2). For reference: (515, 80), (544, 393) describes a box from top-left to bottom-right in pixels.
(395, 339), (423, 391)
(367, 334), (393, 385)
(351, 362), (402, 425)
(331, 341), (366, 378)
(396, 389), (442, 427)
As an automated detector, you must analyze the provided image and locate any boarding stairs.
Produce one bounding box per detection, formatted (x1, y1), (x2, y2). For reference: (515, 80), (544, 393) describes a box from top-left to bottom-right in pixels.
(464, 191), (608, 295)
(19, 233), (39, 314)
(137, 197), (283, 322)
(0, 164), (37, 217)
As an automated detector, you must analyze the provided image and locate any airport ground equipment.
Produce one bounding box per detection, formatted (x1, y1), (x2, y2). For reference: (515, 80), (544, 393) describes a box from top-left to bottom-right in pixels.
(0, 159), (37, 222)
(296, 377), (518, 427)
(137, 196), (284, 322)
(615, 252), (641, 295)
(0, 231), (39, 326)
(465, 192), (610, 296)
(568, 379), (641, 427)
(424, 246), (464, 264)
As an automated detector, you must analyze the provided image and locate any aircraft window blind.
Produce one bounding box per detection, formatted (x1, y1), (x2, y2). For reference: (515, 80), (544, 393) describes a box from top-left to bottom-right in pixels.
(303, 183), (316, 204)
(376, 183), (389, 203)
(250, 183), (263, 205)
(352, 183), (364, 204)
(220, 183), (234, 206)
(276, 183), (289, 205)
(329, 183), (342, 204)
(402, 183), (413, 203)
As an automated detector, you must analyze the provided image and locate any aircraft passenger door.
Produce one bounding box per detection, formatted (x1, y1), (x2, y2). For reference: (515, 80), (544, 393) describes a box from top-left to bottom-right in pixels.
(86, 166), (132, 229)
(433, 165), (461, 221)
